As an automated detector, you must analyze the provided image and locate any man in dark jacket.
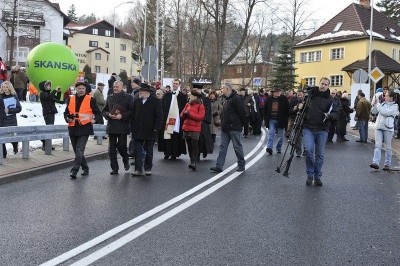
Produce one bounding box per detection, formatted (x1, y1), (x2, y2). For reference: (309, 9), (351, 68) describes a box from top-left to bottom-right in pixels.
(107, 73), (118, 95)
(39, 80), (62, 151)
(102, 80), (134, 175)
(64, 82), (102, 179)
(302, 78), (338, 187)
(210, 84), (246, 173)
(130, 83), (163, 176)
(264, 88), (289, 155)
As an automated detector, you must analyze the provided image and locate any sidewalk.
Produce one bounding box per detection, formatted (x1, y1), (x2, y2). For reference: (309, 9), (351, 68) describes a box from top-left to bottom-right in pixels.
(0, 138), (109, 185)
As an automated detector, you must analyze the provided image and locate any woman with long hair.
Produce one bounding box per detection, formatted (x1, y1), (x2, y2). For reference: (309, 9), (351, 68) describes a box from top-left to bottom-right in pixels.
(0, 81), (22, 157)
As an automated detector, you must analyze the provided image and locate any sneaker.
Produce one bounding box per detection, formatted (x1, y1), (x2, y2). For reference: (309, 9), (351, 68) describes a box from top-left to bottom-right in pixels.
(370, 163), (379, 169)
(306, 176), (313, 186)
(210, 166), (223, 173)
(314, 179), (323, 186)
(266, 148), (272, 155)
(81, 169), (89, 176)
(236, 167), (245, 172)
(383, 165), (390, 171)
(110, 170), (118, 175)
(145, 170), (152, 176)
(132, 170), (144, 176)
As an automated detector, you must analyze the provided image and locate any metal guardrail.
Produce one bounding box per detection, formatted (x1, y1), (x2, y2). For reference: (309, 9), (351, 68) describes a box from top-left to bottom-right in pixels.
(0, 124), (107, 165)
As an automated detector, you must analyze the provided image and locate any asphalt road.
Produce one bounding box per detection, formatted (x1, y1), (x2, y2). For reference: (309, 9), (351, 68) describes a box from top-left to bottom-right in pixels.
(1, 131), (400, 265)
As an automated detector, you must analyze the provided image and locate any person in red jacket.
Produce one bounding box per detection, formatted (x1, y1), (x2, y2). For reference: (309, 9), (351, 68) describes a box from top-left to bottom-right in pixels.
(180, 90), (205, 171)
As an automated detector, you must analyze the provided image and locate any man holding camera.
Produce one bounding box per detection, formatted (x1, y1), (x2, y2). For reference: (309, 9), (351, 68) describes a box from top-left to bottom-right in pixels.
(64, 82), (102, 179)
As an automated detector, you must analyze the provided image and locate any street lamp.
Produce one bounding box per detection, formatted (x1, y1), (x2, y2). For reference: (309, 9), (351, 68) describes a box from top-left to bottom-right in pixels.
(113, 1), (134, 74)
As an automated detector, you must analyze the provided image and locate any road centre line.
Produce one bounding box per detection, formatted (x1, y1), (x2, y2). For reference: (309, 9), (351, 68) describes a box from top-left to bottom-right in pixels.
(40, 129), (266, 266)
(71, 147), (267, 265)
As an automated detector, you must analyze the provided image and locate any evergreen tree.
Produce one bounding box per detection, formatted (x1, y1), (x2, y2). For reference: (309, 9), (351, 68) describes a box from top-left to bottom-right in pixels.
(83, 65), (92, 83)
(67, 4), (78, 23)
(376, 0), (400, 25)
(270, 40), (297, 91)
(77, 13), (98, 24)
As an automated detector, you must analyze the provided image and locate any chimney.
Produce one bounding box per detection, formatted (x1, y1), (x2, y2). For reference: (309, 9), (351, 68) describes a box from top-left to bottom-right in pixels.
(359, 0), (371, 8)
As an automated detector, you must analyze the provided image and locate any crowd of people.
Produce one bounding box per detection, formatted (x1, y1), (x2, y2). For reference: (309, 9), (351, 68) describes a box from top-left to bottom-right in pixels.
(0, 65), (400, 185)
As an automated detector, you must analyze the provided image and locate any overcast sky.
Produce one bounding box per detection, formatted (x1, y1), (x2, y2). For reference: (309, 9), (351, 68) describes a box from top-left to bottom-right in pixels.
(52, 0), (375, 30)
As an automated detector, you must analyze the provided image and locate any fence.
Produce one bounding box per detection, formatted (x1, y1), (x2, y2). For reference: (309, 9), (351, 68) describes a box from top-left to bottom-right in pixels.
(0, 124), (107, 165)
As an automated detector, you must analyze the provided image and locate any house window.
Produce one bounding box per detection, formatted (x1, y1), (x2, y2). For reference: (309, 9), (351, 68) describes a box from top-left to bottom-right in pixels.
(120, 56), (126, 63)
(333, 22), (343, 32)
(330, 75), (343, 86)
(398, 50), (400, 61)
(105, 30), (111, 37)
(95, 66), (101, 73)
(393, 49), (397, 60)
(304, 77), (316, 86)
(299, 51), (321, 63)
(89, 41), (98, 47)
(105, 42), (109, 48)
(253, 66), (257, 73)
(331, 48), (344, 60)
(120, 44), (126, 51)
(92, 28), (98, 35)
(237, 66), (242, 73)
(95, 53), (101, 60)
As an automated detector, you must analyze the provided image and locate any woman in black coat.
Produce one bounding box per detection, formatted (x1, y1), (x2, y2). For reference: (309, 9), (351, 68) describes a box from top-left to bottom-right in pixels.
(0, 81), (22, 157)
(336, 93), (353, 142)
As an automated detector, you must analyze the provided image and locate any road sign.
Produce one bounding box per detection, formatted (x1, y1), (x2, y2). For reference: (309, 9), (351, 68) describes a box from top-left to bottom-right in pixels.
(142, 46), (158, 63)
(141, 63), (157, 79)
(353, 69), (369, 83)
(254, 78), (262, 86)
(369, 67), (384, 84)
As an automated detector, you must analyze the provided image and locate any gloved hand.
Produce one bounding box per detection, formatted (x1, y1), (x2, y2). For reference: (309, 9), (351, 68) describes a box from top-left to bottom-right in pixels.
(212, 112), (218, 117)
(182, 111), (189, 118)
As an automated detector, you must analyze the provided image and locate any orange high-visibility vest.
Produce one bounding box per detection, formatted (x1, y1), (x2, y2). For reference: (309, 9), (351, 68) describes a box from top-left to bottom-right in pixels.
(67, 95), (93, 127)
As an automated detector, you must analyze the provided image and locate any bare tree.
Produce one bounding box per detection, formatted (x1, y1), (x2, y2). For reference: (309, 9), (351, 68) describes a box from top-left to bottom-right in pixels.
(199, 0), (265, 87)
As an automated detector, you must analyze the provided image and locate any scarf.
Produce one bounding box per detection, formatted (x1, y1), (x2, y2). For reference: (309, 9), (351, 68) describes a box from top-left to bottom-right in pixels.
(164, 92), (180, 139)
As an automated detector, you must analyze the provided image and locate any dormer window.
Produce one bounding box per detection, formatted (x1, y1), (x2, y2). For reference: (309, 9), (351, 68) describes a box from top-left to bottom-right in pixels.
(333, 22), (343, 32)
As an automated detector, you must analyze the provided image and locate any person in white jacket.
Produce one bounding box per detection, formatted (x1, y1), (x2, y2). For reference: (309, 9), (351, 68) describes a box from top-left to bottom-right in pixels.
(370, 89), (399, 170)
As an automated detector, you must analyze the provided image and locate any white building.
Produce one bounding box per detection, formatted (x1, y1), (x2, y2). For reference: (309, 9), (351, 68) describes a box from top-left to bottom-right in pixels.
(0, 0), (69, 67)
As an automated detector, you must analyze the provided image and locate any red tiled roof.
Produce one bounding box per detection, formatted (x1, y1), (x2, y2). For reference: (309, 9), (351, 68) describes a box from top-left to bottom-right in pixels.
(295, 3), (400, 47)
(342, 50), (400, 73)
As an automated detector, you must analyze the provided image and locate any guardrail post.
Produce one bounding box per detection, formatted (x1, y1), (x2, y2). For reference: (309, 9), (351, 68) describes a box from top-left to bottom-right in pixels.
(0, 145), (3, 165)
(44, 139), (52, 155)
(63, 137), (69, 151)
(22, 141), (29, 159)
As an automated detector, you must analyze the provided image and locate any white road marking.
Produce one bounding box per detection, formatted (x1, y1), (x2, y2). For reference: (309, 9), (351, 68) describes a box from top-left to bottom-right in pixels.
(71, 148), (267, 265)
(40, 129), (266, 266)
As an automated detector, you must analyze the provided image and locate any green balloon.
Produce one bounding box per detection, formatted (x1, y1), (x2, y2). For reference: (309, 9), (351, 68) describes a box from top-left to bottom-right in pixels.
(26, 42), (79, 98)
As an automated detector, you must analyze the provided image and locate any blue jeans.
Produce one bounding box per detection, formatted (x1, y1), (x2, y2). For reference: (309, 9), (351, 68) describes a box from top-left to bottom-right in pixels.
(266, 119), (284, 152)
(216, 130), (245, 169)
(134, 139), (155, 172)
(373, 129), (394, 166)
(358, 120), (368, 142)
(303, 128), (328, 180)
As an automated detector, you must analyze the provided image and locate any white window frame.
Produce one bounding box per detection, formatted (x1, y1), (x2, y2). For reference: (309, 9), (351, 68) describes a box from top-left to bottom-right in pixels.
(95, 53), (101, 60)
(304, 77), (317, 86)
(299, 50), (321, 63)
(92, 28), (98, 35)
(253, 66), (257, 73)
(120, 56), (126, 63)
(331, 48), (344, 60)
(105, 30), (111, 37)
(329, 75), (343, 87)
(237, 66), (242, 74)
(105, 42), (109, 48)
(89, 41), (98, 47)
(95, 66), (101, 73)
(120, 44), (126, 51)
(393, 48), (397, 60)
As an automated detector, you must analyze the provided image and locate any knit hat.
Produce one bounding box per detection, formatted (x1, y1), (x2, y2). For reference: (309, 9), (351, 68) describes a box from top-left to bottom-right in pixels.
(376, 88), (383, 93)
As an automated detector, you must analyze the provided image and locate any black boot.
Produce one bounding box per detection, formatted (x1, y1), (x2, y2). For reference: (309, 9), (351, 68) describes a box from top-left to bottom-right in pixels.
(189, 160), (196, 171)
